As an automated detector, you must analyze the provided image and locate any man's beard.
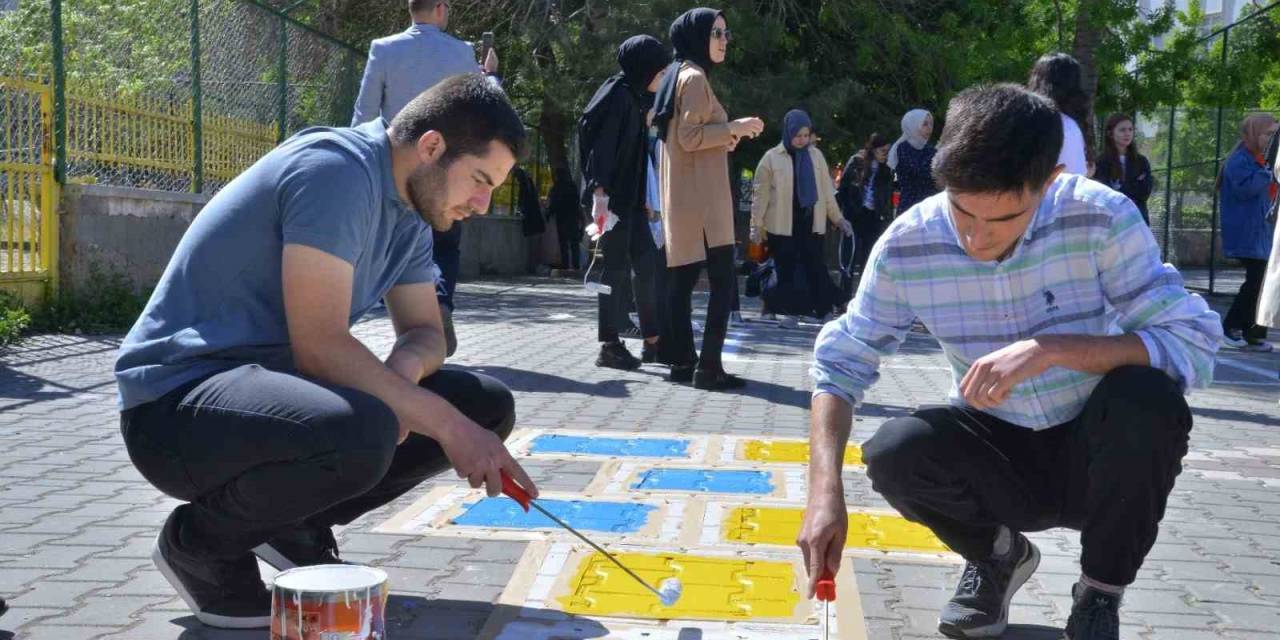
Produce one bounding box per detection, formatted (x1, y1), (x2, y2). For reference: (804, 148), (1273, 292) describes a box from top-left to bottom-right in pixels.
(406, 162), (453, 231)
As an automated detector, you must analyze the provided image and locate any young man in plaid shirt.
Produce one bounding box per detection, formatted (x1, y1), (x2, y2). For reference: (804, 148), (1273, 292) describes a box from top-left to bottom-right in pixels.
(799, 84), (1221, 640)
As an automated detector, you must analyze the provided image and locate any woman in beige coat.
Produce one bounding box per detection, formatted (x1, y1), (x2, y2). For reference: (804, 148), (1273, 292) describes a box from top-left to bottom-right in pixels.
(750, 109), (852, 328)
(652, 7), (763, 390)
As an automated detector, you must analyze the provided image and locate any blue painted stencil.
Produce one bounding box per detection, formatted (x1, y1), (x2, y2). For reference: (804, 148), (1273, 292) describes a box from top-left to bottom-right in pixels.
(452, 497), (656, 533)
(529, 434), (690, 458)
(631, 468), (774, 494)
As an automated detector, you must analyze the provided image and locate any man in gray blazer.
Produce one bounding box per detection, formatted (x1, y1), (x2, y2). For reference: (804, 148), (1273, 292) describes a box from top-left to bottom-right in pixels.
(352, 0), (500, 356)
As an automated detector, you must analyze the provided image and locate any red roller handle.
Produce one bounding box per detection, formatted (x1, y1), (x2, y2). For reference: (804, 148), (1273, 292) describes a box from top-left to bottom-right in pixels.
(816, 569), (836, 602)
(500, 469), (532, 512)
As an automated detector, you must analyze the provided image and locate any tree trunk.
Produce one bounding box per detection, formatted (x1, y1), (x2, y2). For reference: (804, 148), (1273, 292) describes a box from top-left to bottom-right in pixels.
(1072, 1), (1103, 161)
(538, 95), (570, 176)
(1071, 3), (1101, 102)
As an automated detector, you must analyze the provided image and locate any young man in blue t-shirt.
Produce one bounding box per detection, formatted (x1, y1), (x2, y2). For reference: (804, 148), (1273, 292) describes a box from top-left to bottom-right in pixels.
(115, 74), (539, 629)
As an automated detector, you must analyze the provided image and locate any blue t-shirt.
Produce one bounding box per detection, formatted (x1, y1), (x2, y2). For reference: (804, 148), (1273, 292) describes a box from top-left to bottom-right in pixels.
(114, 120), (439, 410)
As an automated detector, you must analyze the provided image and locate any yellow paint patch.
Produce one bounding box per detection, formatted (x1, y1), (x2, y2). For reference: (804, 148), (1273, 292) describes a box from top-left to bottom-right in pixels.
(724, 507), (949, 554)
(741, 440), (864, 465)
(556, 551), (802, 621)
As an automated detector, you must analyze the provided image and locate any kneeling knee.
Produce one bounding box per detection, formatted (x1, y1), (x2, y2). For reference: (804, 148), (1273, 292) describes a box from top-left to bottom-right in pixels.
(863, 415), (944, 490)
(326, 393), (398, 494)
(1092, 366), (1191, 440)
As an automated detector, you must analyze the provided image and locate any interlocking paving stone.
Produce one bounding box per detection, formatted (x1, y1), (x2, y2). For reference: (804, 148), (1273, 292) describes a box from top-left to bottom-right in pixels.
(0, 276), (1276, 638)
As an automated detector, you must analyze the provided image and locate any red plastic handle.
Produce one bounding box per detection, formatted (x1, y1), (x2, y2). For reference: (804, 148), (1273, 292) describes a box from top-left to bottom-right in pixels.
(816, 569), (836, 602)
(500, 470), (532, 512)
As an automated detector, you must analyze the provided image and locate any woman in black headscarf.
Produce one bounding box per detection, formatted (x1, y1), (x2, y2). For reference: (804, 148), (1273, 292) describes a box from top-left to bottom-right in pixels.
(578, 35), (671, 371)
(651, 7), (763, 391)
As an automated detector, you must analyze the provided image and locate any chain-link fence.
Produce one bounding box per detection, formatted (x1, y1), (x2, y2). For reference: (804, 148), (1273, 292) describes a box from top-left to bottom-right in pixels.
(0, 0), (364, 195)
(1134, 1), (1279, 295)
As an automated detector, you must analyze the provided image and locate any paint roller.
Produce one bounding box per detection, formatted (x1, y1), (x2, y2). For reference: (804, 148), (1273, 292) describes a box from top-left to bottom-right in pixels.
(500, 470), (682, 606)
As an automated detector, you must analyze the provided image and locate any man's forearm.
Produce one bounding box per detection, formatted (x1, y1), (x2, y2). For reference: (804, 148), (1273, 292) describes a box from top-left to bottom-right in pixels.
(294, 334), (462, 440)
(386, 327), (447, 383)
(809, 392), (855, 496)
(1040, 333), (1149, 376)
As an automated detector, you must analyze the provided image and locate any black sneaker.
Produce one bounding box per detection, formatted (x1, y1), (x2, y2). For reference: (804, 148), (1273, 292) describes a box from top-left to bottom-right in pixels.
(1063, 583), (1121, 640)
(152, 508), (271, 629)
(597, 341), (641, 370)
(252, 522), (342, 570)
(641, 343), (661, 364)
(0, 596), (7, 617)
(669, 364), (695, 383)
(937, 532), (1040, 638)
(693, 369), (746, 391)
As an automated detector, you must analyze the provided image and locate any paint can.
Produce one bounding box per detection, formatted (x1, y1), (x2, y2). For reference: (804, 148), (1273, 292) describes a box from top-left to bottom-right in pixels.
(270, 565), (388, 640)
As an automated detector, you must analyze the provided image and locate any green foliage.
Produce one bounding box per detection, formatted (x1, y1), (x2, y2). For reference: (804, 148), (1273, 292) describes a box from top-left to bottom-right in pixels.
(32, 267), (148, 335)
(0, 291), (32, 349)
(0, 0), (189, 94)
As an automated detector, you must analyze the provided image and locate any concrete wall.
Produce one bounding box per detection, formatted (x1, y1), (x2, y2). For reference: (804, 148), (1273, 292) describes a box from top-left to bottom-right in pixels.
(59, 184), (208, 294)
(58, 184), (535, 294)
(459, 212), (531, 278)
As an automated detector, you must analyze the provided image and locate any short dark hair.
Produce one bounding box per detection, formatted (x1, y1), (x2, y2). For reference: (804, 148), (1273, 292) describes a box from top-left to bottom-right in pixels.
(390, 74), (527, 162)
(932, 83), (1063, 194)
(409, 0), (443, 14)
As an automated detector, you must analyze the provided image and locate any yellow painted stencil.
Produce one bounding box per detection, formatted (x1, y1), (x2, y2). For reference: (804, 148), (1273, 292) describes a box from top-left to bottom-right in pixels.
(724, 506), (949, 553)
(557, 552), (801, 621)
(740, 440), (863, 465)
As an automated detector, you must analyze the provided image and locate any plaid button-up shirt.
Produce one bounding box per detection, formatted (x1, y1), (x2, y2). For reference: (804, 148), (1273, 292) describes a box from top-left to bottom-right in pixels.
(813, 175), (1222, 430)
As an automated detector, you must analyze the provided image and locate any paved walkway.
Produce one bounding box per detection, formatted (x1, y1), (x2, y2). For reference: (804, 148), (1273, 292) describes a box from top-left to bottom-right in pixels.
(1, 277), (1278, 639)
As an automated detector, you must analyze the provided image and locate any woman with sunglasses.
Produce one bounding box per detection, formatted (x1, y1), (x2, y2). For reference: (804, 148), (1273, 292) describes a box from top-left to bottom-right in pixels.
(653, 7), (763, 390)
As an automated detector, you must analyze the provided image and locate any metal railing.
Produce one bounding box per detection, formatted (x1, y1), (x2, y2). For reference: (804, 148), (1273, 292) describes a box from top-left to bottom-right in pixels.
(0, 0), (368, 301)
(1133, 1), (1280, 294)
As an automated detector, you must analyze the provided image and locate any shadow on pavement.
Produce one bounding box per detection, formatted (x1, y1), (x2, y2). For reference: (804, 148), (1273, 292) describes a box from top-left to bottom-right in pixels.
(1191, 405), (1280, 426)
(1001, 624), (1066, 639)
(169, 596), (612, 639)
(463, 365), (643, 399)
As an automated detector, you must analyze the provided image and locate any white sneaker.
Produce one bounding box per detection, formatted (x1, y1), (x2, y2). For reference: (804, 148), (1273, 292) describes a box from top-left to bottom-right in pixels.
(780, 316), (800, 330)
(1242, 341), (1275, 353)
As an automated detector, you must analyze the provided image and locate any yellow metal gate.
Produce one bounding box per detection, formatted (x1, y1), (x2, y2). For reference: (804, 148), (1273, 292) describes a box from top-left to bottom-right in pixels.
(0, 77), (59, 305)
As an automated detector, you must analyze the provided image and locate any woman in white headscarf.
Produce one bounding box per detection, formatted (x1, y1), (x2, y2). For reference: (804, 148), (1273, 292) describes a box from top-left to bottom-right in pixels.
(887, 108), (938, 216)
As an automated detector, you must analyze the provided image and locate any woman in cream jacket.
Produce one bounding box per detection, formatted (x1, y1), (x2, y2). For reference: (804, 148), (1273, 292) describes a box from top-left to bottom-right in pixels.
(750, 109), (851, 326)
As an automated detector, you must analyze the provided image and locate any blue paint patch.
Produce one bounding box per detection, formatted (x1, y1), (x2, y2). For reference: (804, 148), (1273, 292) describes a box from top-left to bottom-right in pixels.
(452, 497), (657, 533)
(631, 468), (774, 494)
(529, 434), (690, 458)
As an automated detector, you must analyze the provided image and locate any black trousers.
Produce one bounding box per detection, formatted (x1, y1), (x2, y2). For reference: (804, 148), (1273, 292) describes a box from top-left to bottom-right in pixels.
(863, 366), (1191, 586)
(120, 364), (514, 557)
(598, 212), (660, 343)
(842, 221), (882, 298)
(432, 224), (463, 312)
(557, 217), (582, 269)
(1223, 257), (1270, 342)
(666, 243), (735, 372)
(770, 232), (839, 317)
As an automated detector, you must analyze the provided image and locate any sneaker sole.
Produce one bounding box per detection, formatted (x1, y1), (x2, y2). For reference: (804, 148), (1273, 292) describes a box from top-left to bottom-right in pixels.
(937, 541), (1042, 639)
(152, 536), (271, 629)
(251, 542), (297, 571)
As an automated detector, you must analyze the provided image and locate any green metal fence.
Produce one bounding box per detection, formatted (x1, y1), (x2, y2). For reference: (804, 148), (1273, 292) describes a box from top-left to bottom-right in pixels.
(1134, 1), (1279, 295)
(0, 0), (365, 195)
